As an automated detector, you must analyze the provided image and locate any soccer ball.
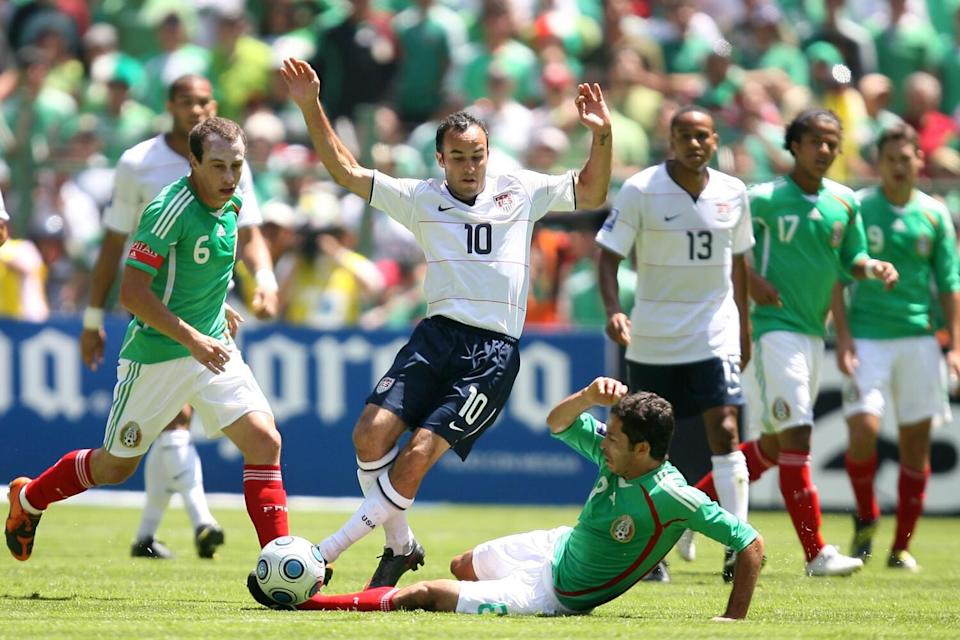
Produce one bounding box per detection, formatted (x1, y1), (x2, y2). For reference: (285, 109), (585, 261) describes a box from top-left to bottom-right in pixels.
(255, 536), (327, 606)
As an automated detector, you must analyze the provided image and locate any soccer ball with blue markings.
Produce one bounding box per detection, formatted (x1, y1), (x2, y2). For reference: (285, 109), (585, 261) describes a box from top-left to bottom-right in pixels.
(255, 536), (327, 606)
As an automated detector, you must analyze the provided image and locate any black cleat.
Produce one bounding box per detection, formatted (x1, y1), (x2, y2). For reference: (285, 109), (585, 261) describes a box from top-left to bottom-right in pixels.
(722, 547), (736, 583)
(195, 524), (225, 559)
(367, 541), (426, 588)
(246, 571), (295, 610)
(642, 560), (670, 582)
(130, 536), (173, 559)
(851, 515), (878, 561)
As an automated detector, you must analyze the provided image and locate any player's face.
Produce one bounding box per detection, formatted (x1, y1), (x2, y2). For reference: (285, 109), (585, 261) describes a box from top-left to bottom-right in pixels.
(792, 119), (841, 180)
(877, 139), (923, 190)
(600, 416), (643, 476)
(189, 136), (246, 208)
(168, 80), (217, 137)
(669, 112), (717, 171)
(436, 125), (489, 201)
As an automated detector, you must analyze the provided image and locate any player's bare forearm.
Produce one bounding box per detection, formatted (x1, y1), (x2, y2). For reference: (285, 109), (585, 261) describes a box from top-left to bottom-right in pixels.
(546, 377), (627, 433)
(238, 225), (273, 275)
(941, 291), (960, 351)
(575, 127), (612, 209)
(830, 282), (851, 339)
(119, 266), (203, 348)
(732, 254), (751, 340)
(721, 536), (763, 620)
(598, 249), (623, 318)
(851, 257), (898, 288)
(88, 230), (129, 308)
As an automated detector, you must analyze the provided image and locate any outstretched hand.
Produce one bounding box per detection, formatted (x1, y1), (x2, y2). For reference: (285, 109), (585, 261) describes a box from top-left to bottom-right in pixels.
(280, 58), (321, 109)
(584, 377), (628, 406)
(575, 83), (612, 134)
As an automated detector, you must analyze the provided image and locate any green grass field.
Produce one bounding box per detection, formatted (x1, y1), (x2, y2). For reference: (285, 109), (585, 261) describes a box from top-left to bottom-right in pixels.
(1, 503), (958, 639)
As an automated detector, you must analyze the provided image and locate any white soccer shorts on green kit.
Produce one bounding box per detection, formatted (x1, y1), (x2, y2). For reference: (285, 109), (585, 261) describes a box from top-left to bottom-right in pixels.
(746, 330), (824, 433)
(842, 336), (950, 426)
(455, 527), (581, 616)
(103, 347), (273, 457)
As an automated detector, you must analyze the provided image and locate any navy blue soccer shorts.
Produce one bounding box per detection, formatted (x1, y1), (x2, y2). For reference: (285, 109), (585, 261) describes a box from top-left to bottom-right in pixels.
(366, 315), (521, 459)
(625, 355), (744, 419)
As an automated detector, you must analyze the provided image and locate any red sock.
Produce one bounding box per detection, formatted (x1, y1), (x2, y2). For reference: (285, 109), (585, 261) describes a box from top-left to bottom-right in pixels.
(298, 586), (398, 611)
(24, 449), (95, 511)
(694, 440), (776, 500)
(243, 464), (289, 547)
(893, 465), (929, 552)
(844, 452), (879, 522)
(778, 450), (825, 562)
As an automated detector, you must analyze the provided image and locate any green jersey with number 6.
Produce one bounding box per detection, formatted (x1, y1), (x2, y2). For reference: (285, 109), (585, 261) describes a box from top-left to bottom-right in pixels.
(750, 176), (869, 338)
(846, 187), (960, 338)
(550, 413), (758, 612)
(120, 176), (241, 363)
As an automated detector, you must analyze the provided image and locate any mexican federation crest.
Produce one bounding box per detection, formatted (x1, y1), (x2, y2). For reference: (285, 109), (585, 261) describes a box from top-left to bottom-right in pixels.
(610, 514), (636, 543)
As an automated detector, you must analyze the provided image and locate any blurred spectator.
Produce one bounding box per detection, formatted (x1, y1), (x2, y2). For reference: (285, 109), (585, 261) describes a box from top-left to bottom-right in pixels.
(525, 226), (569, 326)
(804, 0), (878, 81)
(0, 221), (48, 321)
(526, 126), (570, 173)
(79, 67), (157, 164)
(653, 0), (719, 74)
(391, 0), (467, 126)
(941, 5), (960, 119)
(736, 81), (792, 182)
(358, 258), (427, 330)
(470, 64), (534, 161)
(902, 71), (960, 174)
(210, 6), (273, 120)
(858, 73), (904, 163)
(870, 0), (943, 114)
(234, 198), (303, 318)
(742, 4), (809, 88)
(29, 212), (78, 314)
(606, 46), (662, 136)
(7, 0), (80, 58)
(142, 12), (211, 113)
(244, 110), (288, 204)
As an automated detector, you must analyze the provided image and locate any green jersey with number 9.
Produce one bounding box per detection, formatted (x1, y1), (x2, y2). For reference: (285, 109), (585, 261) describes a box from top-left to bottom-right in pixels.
(750, 176), (869, 338)
(119, 176), (241, 363)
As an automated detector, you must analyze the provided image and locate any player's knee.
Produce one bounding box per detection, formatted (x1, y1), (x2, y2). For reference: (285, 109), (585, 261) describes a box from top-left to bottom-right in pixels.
(449, 552), (477, 580)
(352, 408), (390, 456)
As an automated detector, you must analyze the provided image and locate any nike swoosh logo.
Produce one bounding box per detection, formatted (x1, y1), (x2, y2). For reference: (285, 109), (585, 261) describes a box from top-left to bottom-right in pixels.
(664, 214), (681, 222)
(448, 421), (464, 432)
(438, 205), (456, 212)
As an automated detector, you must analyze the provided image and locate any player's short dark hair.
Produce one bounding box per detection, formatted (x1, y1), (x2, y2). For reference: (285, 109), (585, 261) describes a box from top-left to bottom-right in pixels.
(435, 111), (489, 153)
(670, 105), (714, 132)
(168, 74), (211, 101)
(611, 391), (675, 461)
(876, 122), (920, 156)
(783, 108), (842, 156)
(189, 117), (246, 163)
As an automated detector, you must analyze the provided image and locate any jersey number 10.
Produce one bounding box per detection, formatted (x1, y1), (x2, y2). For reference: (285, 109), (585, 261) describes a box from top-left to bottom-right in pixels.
(464, 223), (492, 255)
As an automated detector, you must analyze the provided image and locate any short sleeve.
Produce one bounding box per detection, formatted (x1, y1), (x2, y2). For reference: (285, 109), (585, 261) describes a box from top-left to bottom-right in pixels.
(687, 500), (759, 553)
(551, 413), (606, 465)
(103, 156), (142, 234)
(236, 160), (262, 227)
(933, 208), (960, 293)
(124, 200), (182, 276)
(595, 180), (642, 258)
(515, 169), (577, 220)
(733, 188), (755, 254)
(370, 170), (421, 231)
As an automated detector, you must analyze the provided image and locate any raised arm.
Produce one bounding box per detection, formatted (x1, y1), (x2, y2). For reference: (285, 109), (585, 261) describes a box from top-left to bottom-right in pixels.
(280, 58), (374, 201)
(573, 83), (612, 209)
(546, 377), (627, 433)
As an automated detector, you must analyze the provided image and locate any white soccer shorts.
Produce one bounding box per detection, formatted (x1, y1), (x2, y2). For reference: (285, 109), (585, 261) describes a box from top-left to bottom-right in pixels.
(103, 346), (273, 457)
(456, 527), (582, 616)
(842, 336), (950, 426)
(745, 331), (824, 433)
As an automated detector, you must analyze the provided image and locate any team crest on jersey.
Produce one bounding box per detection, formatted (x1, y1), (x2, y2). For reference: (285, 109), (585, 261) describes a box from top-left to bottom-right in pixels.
(715, 201), (732, 221)
(772, 398), (791, 422)
(916, 234), (932, 257)
(843, 381), (860, 404)
(494, 192), (515, 210)
(119, 422), (142, 449)
(610, 514), (636, 543)
(830, 221), (844, 248)
(376, 377), (395, 395)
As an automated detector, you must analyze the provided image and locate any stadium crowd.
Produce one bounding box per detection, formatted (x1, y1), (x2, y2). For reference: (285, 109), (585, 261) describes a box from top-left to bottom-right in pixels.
(0, 0), (958, 329)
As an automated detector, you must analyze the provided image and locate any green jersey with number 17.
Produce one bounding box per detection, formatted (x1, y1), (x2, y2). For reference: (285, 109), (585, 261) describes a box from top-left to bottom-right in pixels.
(550, 414), (757, 612)
(120, 176), (241, 363)
(750, 176), (869, 338)
(846, 187), (960, 338)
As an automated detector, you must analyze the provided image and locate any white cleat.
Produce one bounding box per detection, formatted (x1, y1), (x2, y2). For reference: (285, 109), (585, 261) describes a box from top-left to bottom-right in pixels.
(805, 545), (864, 577)
(887, 550), (920, 573)
(677, 529), (696, 562)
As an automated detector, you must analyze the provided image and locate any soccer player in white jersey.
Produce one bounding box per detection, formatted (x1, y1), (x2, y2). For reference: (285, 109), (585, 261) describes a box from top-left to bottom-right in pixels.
(6, 118), (289, 564)
(80, 75), (279, 560)
(596, 106), (752, 582)
(275, 57), (611, 589)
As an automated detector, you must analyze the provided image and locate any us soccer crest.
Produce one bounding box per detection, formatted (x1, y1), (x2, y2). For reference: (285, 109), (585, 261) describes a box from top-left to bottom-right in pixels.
(715, 201), (732, 221)
(119, 422), (142, 449)
(610, 514), (636, 543)
(376, 377), (395, 395)
(494, 192), (514, 210)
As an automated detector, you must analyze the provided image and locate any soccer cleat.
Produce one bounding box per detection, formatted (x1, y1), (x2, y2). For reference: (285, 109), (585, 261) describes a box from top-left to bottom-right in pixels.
(5, 477), (41, 561)
(677, 529), (696, 562)
(642, 560), (670, 582)
(722, 547), (736, 583)
(367, 541), (426, 588)
(246, 571), (295, 610)
(195, 524), (225, 559)
(130, 537), (174, 559)
(887, 550), (920, 573)
(805, 545), (864, 577)
(850, 515), (878, 561)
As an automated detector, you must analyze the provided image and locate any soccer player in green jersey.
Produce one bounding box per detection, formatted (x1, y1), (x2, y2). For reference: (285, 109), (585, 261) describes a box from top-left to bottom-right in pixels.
(248, 377), (764, 619)
(689, 109), (899, 576)
(831, 123), (960, 573)
(6, 118), (290, 563)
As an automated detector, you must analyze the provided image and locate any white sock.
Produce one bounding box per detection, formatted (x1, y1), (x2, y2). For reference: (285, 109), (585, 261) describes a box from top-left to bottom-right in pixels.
(19, 485), (42, 515)
(711, 450), (750, 522)
(135, 440), (172, 540)
(357, 448), (415, 555)
(160, 429), (217, 530)
(318, 473), (414, 563)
